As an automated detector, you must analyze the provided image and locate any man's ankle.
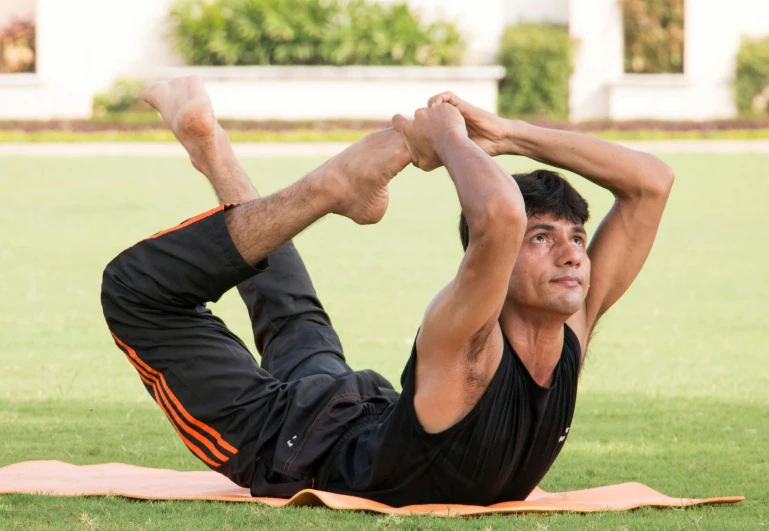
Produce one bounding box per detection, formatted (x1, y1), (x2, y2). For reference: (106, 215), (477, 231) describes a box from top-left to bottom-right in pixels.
(305, 165), (344, 215)
(191, 129), (229, 174)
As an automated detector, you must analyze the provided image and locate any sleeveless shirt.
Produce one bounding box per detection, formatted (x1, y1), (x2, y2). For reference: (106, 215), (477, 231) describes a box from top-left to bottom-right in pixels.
(318, 324), (582, 506)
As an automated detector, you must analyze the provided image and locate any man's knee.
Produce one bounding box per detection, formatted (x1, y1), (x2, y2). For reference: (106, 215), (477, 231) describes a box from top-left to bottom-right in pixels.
(100, 248), (145, 327)
(100, 241), (175, 328)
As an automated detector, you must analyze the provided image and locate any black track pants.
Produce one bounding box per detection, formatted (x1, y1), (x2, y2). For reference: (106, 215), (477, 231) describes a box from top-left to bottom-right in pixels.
(101, 204), (396, 496)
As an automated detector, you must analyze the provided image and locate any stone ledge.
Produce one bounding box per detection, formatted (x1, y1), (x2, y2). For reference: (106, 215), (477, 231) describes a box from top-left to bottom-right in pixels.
(0, 73), (40, 87)
(146, 65), (507, 82)
(133, 65), (504, 119)
(613, 74), (690, 88)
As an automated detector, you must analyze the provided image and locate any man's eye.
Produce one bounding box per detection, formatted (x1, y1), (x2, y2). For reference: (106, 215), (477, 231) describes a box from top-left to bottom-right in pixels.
(533, 235), (546, 243)
(573, 237), (584, 246)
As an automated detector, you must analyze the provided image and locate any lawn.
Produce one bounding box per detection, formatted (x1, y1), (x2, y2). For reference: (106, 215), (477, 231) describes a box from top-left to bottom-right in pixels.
(0, 152), (767, 529)
(4, 128), (769, 143)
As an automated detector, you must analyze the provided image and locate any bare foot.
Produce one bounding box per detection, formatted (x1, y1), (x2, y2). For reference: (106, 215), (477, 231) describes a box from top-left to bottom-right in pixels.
(142, 75), (223, 173)
(323, 129), (412, 225)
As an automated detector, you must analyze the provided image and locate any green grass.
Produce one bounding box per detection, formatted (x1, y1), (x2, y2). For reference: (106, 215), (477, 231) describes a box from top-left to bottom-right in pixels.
(0, 153), (767, 529)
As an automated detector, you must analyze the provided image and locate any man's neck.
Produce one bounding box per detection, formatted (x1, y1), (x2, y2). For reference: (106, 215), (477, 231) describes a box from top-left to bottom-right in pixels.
(499, 305), (566, 388)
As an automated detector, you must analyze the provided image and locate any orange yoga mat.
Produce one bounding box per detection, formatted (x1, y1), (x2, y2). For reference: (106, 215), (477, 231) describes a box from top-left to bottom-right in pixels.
(0, 461), (743, 516)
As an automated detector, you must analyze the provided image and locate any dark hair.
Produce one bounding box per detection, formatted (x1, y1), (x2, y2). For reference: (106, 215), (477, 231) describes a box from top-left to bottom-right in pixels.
(459, 169), (589, 251)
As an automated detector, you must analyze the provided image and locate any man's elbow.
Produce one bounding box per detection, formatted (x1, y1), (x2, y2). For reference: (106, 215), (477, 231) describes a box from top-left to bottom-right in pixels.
(643, 156), (675, 198)
(621, 155), (674, 201)
(472, 193), (527, 238)
(652, 159), (675, 196)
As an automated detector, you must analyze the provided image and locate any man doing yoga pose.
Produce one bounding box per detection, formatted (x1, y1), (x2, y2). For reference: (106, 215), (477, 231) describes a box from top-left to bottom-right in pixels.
(101, 77), (674, 506)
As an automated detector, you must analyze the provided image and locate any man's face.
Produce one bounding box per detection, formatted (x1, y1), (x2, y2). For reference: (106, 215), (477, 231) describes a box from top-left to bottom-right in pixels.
(508, 213), (591, 316)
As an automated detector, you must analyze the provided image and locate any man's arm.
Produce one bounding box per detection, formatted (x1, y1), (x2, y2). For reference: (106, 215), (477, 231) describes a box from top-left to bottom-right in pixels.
(427, 92), (675, 352)
(393, 105), (527, 433)
(504, 123), (674, 341)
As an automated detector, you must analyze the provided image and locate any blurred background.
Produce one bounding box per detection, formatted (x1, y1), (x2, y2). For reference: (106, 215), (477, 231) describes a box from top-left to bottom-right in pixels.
(0, 0), (768, 130)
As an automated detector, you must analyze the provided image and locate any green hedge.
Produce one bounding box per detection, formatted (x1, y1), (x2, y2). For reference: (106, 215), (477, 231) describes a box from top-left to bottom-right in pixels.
(497, 24), (572, 118)
(92, 79), (150, 117)
(735, 36), (769, 115)
(169, 0), (463, 66)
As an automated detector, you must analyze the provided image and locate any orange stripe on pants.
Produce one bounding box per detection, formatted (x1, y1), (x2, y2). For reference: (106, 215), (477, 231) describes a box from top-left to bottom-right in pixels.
(111, 332), (239, 455)
(142, 204), (235, 242)
(147, 385), (222, 468)
(111, 333), (237, 465)
(122, 351), (232, 464)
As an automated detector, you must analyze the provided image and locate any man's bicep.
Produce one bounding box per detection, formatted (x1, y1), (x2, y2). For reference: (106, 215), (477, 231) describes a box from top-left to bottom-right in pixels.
(414, 209), (523, 433)
(415, 241), (512, 433)
(584, 194), (670, 330)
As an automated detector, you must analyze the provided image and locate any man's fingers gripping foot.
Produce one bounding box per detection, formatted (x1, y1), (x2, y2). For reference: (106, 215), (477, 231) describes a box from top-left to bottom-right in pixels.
(428, 91), (461, 108)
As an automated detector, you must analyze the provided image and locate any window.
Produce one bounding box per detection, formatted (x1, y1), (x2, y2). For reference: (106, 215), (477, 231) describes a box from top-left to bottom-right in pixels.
(0, 0), (36, 73)
(622, 0), (684, 74)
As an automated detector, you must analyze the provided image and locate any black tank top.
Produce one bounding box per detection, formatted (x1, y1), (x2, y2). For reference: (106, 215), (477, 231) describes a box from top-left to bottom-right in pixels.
(319, 325), (582, 506)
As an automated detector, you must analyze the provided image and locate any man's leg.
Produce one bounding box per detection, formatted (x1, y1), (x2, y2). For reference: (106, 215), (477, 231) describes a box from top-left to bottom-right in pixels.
(101, 205), (279, 488)
(102, 77), (410, 484)
(140, 75), (410, 266)
(142, 77), (395, 381)
(236, 243), (351, 381)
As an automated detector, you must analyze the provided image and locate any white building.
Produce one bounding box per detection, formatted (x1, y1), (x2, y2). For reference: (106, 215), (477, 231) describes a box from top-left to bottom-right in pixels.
(570, 0), (769, 121)
(0, 0), (767, 122)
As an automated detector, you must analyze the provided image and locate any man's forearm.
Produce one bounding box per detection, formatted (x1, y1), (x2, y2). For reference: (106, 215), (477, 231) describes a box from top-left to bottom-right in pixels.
(440, 129), (525, 227)
(500, 121), (674, 199)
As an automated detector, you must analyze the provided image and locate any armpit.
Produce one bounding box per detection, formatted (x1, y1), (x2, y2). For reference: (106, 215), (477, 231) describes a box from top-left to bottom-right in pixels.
(461, 323), (498, 407)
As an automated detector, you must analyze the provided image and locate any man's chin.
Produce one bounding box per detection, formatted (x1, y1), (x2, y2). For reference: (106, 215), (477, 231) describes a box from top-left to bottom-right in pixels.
(547, 296), (583, 317)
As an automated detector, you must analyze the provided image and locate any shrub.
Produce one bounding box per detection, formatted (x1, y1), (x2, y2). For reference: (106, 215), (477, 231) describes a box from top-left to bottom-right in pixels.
(735, 36), (769, 115)
(168, 0), (463, 66)
(497, 24), (572, 118)
(92, 79), (150, 117)
(621, 0), (684, 74)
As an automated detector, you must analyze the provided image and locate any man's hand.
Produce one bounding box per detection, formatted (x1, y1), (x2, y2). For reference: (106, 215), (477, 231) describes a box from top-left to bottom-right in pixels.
(392, 104), (467, 171)
(428, 92), (511, 157)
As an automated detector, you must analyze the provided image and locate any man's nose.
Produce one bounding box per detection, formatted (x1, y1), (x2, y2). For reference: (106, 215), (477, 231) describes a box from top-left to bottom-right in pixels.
(557, 239), (582, 267)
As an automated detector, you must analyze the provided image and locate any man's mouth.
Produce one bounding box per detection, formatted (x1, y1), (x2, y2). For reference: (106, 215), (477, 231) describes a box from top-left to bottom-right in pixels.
(550, 276), (581, 287)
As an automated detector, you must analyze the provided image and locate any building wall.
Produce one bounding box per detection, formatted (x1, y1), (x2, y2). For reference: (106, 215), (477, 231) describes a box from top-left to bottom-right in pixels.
(0, 0), (177, 119)
(0, 0), (508, 119)
(2, 0), (768, 121)
(568, 0), (623, 121)
(0, 0), (35, 24)
(380, 0), (567, 64)
(570, 0), (769, 121)
(508, 0), (569, 26)
(152, 66), (505, 120)
(378, 0), (505, 64)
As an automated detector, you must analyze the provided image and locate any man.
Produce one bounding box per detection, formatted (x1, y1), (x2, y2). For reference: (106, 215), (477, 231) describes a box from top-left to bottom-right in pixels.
(101, 77), (673, 506)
